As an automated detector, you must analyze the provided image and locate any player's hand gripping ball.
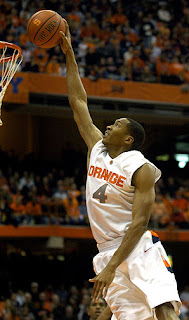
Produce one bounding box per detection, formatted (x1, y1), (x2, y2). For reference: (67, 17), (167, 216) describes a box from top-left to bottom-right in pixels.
(27, 10), (66, 48)
(59, 20), (72, 55)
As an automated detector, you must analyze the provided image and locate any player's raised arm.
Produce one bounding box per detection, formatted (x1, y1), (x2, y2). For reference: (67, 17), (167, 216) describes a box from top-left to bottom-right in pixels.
(59, 21), (103, 151)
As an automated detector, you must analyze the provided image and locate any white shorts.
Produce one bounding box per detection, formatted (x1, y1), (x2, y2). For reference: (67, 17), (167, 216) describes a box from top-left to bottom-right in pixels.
(93, 230), (181, 320)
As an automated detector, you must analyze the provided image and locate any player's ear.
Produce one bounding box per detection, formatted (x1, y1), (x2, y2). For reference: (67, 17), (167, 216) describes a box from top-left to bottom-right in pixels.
(124, 135), (134, 145)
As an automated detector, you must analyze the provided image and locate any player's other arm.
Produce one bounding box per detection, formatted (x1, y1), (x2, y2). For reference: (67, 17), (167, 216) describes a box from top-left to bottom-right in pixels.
(90, 163), (156, 299)
(59, 22), (102, 151)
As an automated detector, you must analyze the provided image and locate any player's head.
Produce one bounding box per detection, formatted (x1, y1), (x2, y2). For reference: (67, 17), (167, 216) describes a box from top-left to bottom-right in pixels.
(88, 298), (107, 320)
(126, 118), (145, 150)
(103, 117), (145, 151)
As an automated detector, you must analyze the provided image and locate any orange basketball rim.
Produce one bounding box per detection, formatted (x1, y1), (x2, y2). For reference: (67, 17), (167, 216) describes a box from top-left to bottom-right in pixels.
(0, 41), (23, 126)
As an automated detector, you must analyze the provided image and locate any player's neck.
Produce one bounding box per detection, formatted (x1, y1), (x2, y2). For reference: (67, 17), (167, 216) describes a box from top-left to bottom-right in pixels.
(107, 145), (130, 158)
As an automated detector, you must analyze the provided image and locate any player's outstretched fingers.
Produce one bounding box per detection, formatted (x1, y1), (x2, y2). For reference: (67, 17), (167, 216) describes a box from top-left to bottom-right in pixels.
(93, 281), (102, 300)
(63, 19), (69, 32)
(89, 276), (96, 299)
(89, 277), (96, 284)
(103, 285), (109, 299)
(59, 31), (71, 54)
(59, 31), (65, 40)
(89, 277), (104, 300)
(61, 19), (71, 42)
(96, 283), (106, 300)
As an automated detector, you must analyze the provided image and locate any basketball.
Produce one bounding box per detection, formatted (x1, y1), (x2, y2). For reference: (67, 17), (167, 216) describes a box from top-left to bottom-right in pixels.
(27, 10), (66, 49)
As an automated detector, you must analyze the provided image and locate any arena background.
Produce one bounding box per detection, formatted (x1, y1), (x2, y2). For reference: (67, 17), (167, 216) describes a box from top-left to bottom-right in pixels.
(0, 0), (189, 319)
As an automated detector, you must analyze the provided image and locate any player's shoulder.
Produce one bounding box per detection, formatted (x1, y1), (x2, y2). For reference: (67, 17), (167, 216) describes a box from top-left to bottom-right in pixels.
(91, 139), (106, 155)
(132, 163), (157, 188)
(121, 150), (145, 164)
(87, 140), (106, 170)
(121, 150), (161, 185)
(120, 150), (146, 173)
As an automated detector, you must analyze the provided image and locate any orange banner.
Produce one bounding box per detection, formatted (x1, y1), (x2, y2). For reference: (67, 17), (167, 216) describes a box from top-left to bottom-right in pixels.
(0, 226), (189, 241)
(0, 225), (93, 238)
(3, 72), (189, 106)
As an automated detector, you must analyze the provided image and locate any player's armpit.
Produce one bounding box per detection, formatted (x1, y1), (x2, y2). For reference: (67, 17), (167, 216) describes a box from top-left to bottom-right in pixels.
(72, 100), (103, 151)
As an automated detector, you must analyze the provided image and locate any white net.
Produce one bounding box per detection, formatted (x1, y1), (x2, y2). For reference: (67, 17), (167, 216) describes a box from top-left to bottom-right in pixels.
(0, 44), (23, 125)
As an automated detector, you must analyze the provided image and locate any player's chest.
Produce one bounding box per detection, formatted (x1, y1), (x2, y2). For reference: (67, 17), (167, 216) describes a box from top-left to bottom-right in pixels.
(87, 154), (127, 190)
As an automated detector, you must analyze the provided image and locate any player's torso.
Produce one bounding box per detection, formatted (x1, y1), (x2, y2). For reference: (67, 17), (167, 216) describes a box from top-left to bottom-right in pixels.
(86, 143), (135, 244)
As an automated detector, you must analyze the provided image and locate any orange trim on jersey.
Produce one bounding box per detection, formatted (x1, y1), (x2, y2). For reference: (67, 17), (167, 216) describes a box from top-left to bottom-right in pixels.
(161, 255), (171, 268)
(150, 230), (159, 238)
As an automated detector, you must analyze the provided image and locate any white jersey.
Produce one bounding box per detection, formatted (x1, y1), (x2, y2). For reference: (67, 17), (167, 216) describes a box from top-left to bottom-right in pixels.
(86, 140), (161, 246)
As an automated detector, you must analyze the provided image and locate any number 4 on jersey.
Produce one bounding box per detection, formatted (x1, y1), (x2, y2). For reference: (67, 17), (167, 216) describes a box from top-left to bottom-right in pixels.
(93, 184), (108, 203)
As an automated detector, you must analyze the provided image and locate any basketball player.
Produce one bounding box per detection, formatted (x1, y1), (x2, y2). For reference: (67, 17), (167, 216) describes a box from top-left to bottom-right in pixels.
(59, 22), (181, 320)
(88, 298), (111, 320)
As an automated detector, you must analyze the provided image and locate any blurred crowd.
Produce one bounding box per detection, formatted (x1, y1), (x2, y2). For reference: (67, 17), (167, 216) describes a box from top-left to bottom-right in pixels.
(0, 166), (88, 227)
(0, 0), (189, 86)
(0, 148), (188, 229)
(0, 281), (189, 320)
(0, 281), (103, 320)
(150, 177), (189, 229)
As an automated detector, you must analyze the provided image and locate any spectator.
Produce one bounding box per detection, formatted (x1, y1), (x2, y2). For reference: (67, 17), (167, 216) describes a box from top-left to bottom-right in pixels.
(106, 56), (118, 79)
(59, 61), (67, 77)
(87, 298), (107, 320)
(151, 194), (169, 228)
(156, 53), (170, 83)
(78, 294), (91, 320)
(21, 304), (35, 320)
(46, 56), (60, 75)
(0, 191), (13, 225)
(141, 65), (156, 83)
(63, 305), (77, 320)
(157, 4), (171, 23)
(25, 197), (42, 224)
(2, 299), (13, 320)
(128, 50), (145, 81)
(36, 292), (51, 320)
(85, 47), (99, 68)
(140, 16), (155, 49)
(30, 282), (39, 304)
(9, 195), (26, 224)
(22, 56), (40, 72)
(111, 6), (127, 26)
(180, 286), (189, 304)
(53, 180), (67, 201)
(184, 203), (189, 224)
(24, 292), (36, 315)
(63, 191), (83, 225)
(172, 189), (188, 212)
(16, 289), (25, 307)
(171, 208), (188, 229)
(53, 296), (65, 320)
(18, 171), (35, 192)
(123, 47), (134, 63)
